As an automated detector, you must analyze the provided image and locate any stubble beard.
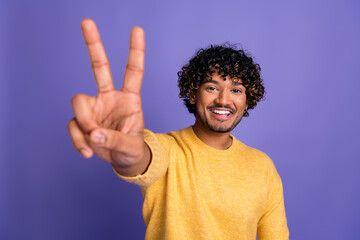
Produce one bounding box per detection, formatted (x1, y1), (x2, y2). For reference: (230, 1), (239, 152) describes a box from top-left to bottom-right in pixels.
(199, 113), (243, 133)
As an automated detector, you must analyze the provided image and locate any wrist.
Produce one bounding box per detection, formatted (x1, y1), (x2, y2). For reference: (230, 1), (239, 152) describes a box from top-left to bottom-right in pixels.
(111, 142), (151, 177)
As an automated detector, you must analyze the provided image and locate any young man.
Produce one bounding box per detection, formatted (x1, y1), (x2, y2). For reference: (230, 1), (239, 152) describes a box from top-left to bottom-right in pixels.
(68, 19), (289, 239)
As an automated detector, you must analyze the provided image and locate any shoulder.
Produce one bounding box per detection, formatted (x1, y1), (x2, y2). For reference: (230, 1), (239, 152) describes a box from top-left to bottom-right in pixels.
(149, 126), (192, 143)
(233, 138), (278, 175)
(144, 130), (170, 145)
(144, 127), (190, 151)
(234, 141), (283, 196)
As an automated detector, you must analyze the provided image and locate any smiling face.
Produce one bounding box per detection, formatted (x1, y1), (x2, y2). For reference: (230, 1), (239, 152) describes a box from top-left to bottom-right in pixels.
(191, 73), (248, 133)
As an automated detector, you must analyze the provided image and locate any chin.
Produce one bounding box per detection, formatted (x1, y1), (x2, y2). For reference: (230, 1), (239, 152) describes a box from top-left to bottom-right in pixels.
(211, 128), (232, 133)
(206, 123), (235, 133)
(205, 117), (243, 133)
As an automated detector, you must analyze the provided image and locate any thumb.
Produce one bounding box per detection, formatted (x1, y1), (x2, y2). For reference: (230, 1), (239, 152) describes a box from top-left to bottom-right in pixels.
(89, 128), (143, 153)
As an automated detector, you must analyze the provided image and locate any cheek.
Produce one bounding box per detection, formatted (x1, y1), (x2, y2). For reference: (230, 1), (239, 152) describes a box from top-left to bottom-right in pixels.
(235, 96), (247, 108)
(195, 93), (211, 105)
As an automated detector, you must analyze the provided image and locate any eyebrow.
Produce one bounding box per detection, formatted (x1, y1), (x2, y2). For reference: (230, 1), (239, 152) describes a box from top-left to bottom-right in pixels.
(203, 79), (244, 86)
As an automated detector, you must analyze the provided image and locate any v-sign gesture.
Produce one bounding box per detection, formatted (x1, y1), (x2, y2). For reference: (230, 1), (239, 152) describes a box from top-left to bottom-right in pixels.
(68, 19), (150, 176)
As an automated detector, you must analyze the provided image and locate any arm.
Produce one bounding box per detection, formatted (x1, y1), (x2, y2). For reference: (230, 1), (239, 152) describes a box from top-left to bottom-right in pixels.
(114, 130), (171, 187)
(257, 166), (289, 240)
(67, 19), (150, 177)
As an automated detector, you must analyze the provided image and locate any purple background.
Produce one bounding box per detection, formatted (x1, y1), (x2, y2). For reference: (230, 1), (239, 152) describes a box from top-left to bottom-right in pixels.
(1, 0), (360, 239)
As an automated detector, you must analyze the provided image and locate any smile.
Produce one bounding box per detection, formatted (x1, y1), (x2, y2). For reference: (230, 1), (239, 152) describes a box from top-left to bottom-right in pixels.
(211, 109), (231, 115)
(208, 107), (234, 121)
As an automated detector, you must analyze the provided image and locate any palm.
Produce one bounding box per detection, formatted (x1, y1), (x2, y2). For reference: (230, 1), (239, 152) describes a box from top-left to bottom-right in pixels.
(93, 91), (142, 132)
(69, 19), (148, 173)
(87, 90), (144, 163)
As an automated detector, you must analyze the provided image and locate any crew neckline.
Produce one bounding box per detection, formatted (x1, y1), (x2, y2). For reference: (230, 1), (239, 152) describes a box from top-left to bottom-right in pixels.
(182, 126), (239, 155)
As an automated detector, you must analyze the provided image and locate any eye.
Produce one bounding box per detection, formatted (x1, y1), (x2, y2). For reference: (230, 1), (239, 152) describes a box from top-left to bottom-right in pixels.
(206, 86), (217, 91)
(232, 89), (243, 94)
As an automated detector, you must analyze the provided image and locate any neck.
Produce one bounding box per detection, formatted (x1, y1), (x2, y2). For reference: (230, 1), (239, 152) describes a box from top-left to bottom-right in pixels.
(192, 119), (233, 150)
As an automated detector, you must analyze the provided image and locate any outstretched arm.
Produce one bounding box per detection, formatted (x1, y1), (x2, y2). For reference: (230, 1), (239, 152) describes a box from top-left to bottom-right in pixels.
(68, 19), (151, 176)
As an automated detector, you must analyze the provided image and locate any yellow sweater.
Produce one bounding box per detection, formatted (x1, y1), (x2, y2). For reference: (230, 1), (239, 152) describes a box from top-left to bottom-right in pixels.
(117, 127), (289, 240)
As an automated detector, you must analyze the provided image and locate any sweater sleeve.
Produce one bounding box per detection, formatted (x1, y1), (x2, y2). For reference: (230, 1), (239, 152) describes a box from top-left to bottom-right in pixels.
(112, 129), (170, 187)
(257, 162), (289, 240)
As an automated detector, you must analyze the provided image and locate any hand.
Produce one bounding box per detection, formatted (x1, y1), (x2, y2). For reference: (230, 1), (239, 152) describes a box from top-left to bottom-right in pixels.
(68, 19), (150, 176)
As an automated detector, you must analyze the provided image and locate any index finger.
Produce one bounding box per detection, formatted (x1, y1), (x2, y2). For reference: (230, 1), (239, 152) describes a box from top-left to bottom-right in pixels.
(123, 26), (145, 94)
(81, 19), (115, 93)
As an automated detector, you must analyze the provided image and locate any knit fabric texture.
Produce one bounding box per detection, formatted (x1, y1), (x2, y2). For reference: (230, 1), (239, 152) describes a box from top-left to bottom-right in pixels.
(115, 126), (289, 240)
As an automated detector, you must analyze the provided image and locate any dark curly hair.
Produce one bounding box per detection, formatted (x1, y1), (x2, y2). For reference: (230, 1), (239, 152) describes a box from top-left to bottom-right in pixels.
(177, 43), (265, 117)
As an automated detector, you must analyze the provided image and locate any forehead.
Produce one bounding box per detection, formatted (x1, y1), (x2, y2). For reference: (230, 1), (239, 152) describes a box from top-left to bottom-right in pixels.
(203, 73), (244, 86)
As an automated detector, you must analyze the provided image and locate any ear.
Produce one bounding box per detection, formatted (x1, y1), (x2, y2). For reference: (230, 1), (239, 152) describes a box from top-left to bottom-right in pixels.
(189, 93), (196, 104)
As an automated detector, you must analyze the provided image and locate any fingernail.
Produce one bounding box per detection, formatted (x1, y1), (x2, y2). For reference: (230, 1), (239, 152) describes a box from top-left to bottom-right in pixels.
(93, 131), (106, 144)
(80, 149), (91, 158)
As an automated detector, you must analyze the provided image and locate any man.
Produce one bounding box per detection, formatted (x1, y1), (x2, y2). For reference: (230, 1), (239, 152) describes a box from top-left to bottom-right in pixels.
(68, 19), (289, 239)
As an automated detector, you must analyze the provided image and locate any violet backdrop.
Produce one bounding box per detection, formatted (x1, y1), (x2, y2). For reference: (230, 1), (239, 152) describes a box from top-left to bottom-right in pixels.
(1, 0), (360, 239)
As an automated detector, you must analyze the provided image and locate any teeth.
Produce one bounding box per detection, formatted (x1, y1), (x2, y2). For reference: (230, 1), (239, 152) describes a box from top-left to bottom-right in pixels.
(213, 110), (230, 115)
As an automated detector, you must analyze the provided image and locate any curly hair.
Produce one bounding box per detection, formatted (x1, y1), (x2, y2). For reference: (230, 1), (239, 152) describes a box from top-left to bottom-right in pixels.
(177, 44), (265, 117)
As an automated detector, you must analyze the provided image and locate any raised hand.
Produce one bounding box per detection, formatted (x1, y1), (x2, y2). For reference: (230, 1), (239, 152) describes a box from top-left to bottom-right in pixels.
(68, 19), (150, 176)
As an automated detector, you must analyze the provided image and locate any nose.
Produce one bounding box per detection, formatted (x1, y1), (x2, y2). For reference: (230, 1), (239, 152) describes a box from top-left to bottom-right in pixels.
(215, 89), (231, 106)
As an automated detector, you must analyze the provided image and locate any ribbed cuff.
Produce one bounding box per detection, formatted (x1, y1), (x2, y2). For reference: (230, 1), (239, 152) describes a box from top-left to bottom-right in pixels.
(113, 129), (169, 187)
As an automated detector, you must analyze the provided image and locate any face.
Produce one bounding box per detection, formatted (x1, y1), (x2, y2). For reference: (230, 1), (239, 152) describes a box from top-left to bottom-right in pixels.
(191, 74), (248, 133)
